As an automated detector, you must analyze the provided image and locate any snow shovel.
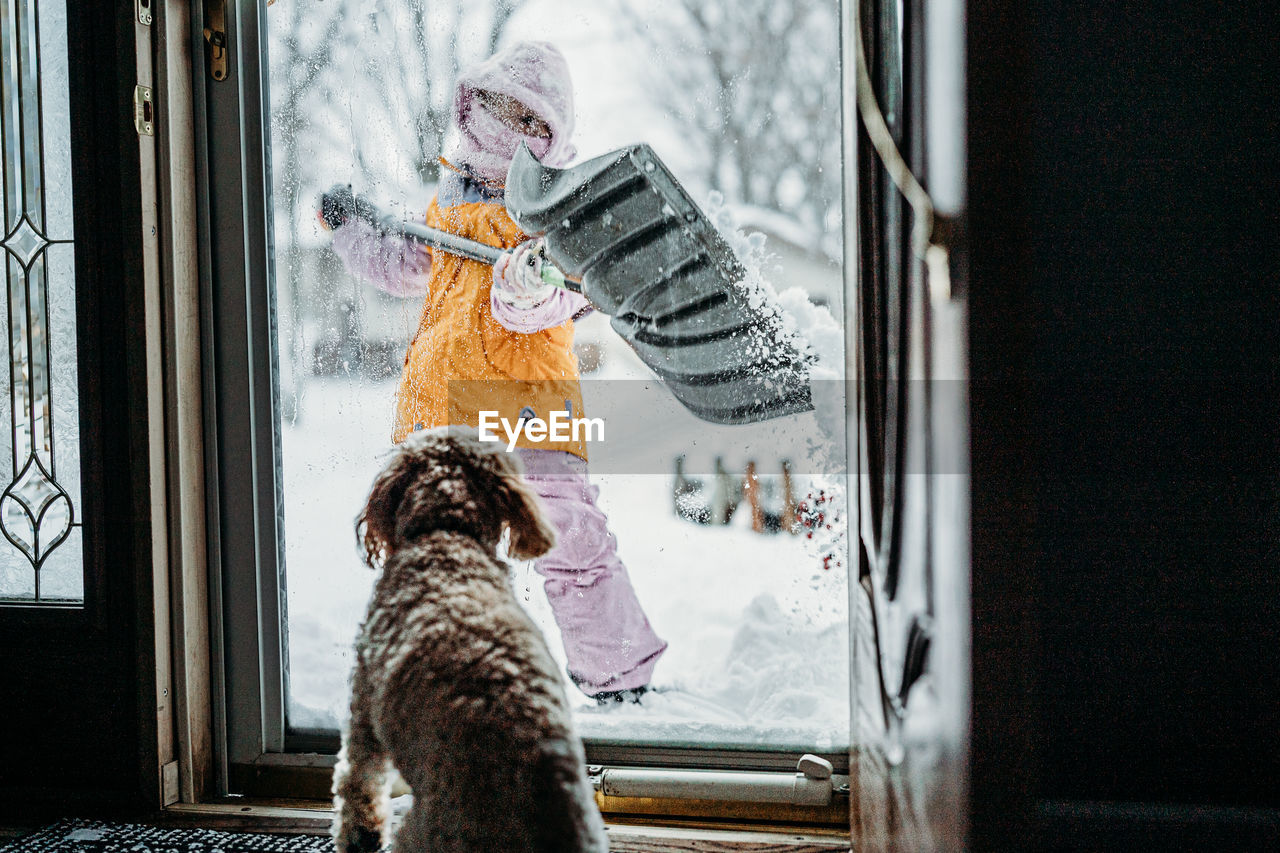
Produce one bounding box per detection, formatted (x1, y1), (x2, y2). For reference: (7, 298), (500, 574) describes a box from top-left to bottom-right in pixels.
(505, 143), (814, 425)
(333, 144), (815, 425)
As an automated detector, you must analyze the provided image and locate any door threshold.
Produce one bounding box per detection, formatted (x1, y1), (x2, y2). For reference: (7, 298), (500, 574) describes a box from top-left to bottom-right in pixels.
(157, 801), (851, 850)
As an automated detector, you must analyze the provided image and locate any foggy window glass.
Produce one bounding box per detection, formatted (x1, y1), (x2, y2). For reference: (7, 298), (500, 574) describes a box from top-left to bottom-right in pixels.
(268, 0), (848, 754)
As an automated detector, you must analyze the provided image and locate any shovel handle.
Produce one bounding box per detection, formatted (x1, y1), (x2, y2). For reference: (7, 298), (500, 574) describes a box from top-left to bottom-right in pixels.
(347, 195), (581, 292)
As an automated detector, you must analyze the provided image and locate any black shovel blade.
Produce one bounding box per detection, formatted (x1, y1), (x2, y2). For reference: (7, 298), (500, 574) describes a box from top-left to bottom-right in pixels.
(505, 143), (814, 425)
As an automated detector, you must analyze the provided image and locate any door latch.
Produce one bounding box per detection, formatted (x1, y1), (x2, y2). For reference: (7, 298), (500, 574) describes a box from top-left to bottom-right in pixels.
(134, 85), (154, 136)
(203, 0), (228, 82)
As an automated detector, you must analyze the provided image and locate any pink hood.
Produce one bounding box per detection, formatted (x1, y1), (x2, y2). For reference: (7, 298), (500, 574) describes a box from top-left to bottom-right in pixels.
(447, 41), (577, 183)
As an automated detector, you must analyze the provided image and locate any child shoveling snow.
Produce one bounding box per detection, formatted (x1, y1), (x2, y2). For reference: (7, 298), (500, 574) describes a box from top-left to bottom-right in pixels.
(320, 41), (666, 704)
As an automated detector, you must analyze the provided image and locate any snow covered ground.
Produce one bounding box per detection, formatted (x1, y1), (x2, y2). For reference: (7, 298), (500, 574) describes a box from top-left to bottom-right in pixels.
(281, 371), (850, 752)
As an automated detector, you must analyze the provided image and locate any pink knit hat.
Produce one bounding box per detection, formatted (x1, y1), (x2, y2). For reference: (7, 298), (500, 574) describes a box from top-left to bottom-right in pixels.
(447, 41), (577, 183)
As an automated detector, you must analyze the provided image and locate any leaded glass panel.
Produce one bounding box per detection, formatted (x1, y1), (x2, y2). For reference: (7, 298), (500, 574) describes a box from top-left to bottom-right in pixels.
(0, 0), (81, 604)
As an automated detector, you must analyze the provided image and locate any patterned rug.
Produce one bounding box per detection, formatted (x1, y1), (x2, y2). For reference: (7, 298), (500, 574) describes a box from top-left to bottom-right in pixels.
(0, 819), (338, 852)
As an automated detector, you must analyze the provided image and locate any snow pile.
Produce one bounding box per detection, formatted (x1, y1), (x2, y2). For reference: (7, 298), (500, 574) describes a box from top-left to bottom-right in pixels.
(705, 190), (791, 337)
(525, 469), (850, 749)
(696, 197), (794, 406)
(714, 595), (848, 726)
(704, 191), (846, 446)
(776, 287), (844, 441)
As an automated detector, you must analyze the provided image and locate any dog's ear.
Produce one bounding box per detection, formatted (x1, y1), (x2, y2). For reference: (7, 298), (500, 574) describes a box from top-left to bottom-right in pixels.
(356, 449), (413, 568)
(489, 449), (557, 561)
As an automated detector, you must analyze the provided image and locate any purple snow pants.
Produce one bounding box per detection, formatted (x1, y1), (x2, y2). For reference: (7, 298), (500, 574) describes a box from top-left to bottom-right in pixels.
(517, 448), (667, 695)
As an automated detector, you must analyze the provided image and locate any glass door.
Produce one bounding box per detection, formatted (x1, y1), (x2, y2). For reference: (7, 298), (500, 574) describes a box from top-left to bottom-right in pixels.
(207, 0), (851, 780)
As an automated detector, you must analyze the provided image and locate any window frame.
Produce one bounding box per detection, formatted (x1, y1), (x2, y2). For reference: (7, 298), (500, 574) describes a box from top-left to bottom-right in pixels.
(195, 0), (855, 817)
(848, 0), (970, 846)
(194, 0), (287, 779)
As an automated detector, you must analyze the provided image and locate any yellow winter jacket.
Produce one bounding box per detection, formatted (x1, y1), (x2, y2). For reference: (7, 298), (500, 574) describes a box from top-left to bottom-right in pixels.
(392, 197), (587, 459)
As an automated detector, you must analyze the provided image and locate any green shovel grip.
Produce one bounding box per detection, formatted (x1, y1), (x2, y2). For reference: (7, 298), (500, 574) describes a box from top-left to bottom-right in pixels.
(539, 262), (568, 290)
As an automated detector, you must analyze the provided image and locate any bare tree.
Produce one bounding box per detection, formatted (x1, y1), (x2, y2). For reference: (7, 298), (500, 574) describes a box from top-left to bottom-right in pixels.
(611, 0), (841, 246)
(271, 0), (528, 195)
(266, 0), (529, 410)
(269, 1), (349, 419)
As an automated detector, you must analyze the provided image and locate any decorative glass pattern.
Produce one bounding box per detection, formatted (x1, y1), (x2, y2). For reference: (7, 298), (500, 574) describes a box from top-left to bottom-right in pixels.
(0, 0), (81, 604)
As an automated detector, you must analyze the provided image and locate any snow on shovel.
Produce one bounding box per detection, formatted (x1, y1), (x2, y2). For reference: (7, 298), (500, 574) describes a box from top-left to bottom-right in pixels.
(342, 143), (816, 426)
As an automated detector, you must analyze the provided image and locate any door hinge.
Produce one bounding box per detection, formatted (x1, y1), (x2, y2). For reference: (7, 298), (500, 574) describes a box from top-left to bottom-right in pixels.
(134, 85), (154, 136)
(203, 0), (229, 82)
(135, 0), (152, 26)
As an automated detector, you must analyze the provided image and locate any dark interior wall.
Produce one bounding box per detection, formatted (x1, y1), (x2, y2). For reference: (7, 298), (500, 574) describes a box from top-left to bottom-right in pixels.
(1022, 0), (1280, 809)
(0, 0), (157, 818)
(968, 0), (1280, 847)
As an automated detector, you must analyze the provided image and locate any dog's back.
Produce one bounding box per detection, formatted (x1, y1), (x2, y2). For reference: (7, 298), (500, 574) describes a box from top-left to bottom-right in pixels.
(335, 430), (608, 853)
(360, 532), (608, 852)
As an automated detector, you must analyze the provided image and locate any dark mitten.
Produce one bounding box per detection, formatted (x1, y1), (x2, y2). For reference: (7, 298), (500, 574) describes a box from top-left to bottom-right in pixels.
(320, 183), (356, 230)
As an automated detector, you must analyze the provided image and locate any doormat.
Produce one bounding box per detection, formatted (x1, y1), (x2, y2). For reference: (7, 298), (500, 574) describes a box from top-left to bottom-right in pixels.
(0, 819), (345, 853)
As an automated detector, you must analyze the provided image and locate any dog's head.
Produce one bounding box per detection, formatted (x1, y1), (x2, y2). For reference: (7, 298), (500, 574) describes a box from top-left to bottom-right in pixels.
(357, 428), (556, 567)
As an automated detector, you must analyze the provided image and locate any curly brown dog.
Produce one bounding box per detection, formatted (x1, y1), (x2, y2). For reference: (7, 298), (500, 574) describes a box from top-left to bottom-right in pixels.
(332, 428), (609, 852)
